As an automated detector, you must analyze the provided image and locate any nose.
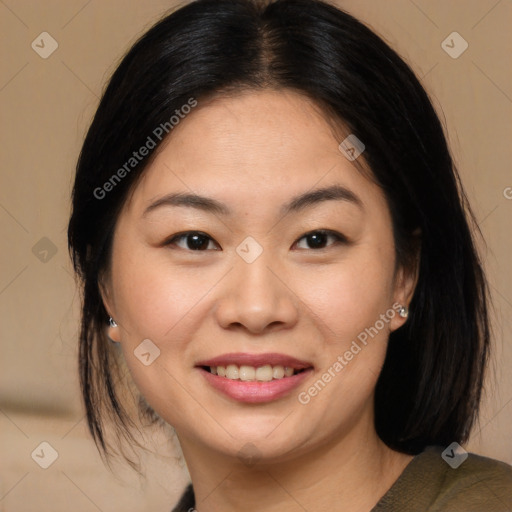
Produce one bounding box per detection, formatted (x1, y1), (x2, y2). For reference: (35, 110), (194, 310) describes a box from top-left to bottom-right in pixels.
(214, 253), (299, 335)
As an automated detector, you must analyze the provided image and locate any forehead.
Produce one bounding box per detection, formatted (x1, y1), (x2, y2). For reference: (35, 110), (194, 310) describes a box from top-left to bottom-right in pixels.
(125, 89), (384, 217)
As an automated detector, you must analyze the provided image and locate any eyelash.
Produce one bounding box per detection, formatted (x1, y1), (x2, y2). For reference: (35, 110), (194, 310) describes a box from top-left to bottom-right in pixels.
(163, 229), (348, 251)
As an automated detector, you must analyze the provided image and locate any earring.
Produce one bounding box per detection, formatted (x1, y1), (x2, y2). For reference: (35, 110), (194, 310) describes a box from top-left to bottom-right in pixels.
(109, 317), (118, 328)
(398, 305), (409, 318)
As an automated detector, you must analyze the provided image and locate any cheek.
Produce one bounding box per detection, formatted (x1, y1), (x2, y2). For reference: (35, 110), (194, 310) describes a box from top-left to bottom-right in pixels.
(294, 246), (396, 344)
(111, 255), (209, 417)
(112, 245), (218, 341)
(110, 246), (229, 410)
(292, 249), (396, 426)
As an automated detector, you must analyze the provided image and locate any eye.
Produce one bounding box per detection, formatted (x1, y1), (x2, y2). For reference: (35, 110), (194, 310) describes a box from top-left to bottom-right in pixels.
(293, 229), (347, 250)
(164, 231), (220, 251)
(163, 229), (346, 252)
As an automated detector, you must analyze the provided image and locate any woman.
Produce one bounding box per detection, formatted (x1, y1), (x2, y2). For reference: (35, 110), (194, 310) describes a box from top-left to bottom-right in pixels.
(67, 0), (512, 510)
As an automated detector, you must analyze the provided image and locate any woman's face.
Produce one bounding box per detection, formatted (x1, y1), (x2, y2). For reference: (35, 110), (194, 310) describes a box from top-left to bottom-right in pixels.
(102, 89), (414, 463)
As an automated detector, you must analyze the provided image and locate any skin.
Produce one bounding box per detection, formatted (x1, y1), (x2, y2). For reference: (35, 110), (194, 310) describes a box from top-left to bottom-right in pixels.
(101, 89), (418, 511)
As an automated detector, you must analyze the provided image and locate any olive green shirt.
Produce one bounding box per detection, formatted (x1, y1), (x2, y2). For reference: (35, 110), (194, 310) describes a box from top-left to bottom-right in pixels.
(171, 445), (512, 511)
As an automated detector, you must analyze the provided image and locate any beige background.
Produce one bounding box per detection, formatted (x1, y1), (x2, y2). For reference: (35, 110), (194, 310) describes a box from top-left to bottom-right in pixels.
(0, 0), (511, 510)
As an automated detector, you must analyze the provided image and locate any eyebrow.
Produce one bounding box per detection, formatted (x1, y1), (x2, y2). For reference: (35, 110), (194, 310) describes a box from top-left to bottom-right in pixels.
(142, 184), (363, 218)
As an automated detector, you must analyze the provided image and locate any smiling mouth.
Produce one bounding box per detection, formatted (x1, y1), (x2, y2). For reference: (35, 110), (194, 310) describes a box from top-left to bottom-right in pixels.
(196, 354), (314, 403)
(201, 364), (309, 382)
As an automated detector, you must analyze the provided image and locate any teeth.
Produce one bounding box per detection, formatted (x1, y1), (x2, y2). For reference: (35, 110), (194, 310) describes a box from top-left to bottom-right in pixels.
(256, 365), (273, 381)
(208, 364), (302, 381)
(226, 364), (239, 379)
(272, 366), (284, 379)
(239, 365), (255, 381)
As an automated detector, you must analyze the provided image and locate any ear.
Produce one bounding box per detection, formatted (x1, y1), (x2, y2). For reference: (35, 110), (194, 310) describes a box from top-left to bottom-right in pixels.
(98, 272), (121, 342)
(390, 234), (421, 332)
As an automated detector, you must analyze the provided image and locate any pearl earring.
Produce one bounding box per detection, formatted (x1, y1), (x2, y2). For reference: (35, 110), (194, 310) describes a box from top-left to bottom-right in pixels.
(398, 305), (409, 318)
(109, 317), (118, 328)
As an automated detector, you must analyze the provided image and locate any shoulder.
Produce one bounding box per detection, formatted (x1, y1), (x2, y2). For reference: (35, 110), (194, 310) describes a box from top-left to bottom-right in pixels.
(433, 446), (512, 510)
(373, 445), (512, 512)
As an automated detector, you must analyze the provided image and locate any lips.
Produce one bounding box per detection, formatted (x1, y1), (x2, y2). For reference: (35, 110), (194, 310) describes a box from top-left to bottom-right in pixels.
(195, 352), (314, 403)
(195, 352), (313, 370)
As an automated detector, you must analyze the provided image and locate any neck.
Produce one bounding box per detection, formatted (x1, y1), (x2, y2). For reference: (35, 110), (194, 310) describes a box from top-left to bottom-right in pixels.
(177, 416), (413, 512)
